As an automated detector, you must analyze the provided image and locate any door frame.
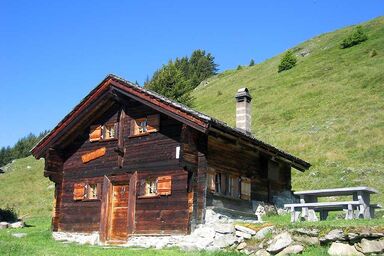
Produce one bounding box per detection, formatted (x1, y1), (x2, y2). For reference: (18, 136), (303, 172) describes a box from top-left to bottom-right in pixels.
(99, 172), (137, 243)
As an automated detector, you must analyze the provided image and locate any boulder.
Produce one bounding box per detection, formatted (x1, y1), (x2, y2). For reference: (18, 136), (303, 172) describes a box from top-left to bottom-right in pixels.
(293, 235), (319, 246)
(236, 230), (252, 240)
(355, 238), (384, 254)
(255, 249), (271, 256)
(255, 226), (274, 240)
(214, 223), (235, 234)
(276, 244), (304, 255)
(0, 222), (9, 229)
(235, 225), (256, 235)
(237, 241), (247, 250)
(266, 232), (293, 254)
(192, 226), (215, 239)
(9, 221), (24, 228)
(11, 233), (27, 238)
(323, 229), (346, 242)
(212, 234), (237, 248)
(328, 242), (364, 256)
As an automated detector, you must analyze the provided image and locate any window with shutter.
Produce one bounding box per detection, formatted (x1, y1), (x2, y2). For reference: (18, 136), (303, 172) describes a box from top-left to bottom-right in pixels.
(240, 177), (251, 200)
(157, 176), (172, 195)
(89, 125), (102, 142)
(130, 114), (160, 137)
(86, 184), (98, 200)
(73, 182), (86, 200)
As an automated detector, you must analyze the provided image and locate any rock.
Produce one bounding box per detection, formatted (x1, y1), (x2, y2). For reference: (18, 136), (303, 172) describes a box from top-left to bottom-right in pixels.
(323, 229), (346, 242)
(255, 226), (274, 240)
(293, 235), (319, 245)
(276, 244), (304, 255)
(235, 225), (256, 235)
(0, 222), (9, 229)
(11, 233), (27, 238)
(214, 223), (235, 234)
(355, 238), (384, 254)
(237, 242), (247, 250)
(292, 228), (319, 237)
(212, 234), (237, 248)
(347, 232), (361, 242)
(328, 242), (364, 256)
(26, 165), (31, 169)
(192, 226), (215, 239)
(236, 230), (252, 239)
(255, 249), (271, 256)
(9, 221), (24, 228)
(272, 191), (298, 209)
(266, 232), (293, 254)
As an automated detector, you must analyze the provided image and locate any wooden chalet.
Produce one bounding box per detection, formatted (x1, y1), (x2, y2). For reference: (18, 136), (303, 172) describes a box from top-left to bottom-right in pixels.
(31, 74), (310, 243)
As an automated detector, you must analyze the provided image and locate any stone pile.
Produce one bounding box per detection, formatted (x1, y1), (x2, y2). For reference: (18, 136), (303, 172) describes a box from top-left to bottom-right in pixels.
(0, 220), (24, 229)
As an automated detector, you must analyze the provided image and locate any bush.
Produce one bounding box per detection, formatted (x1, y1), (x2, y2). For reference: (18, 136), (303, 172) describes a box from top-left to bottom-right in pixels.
(0, 207), (18, 222)
(237, 65), (242, 70)
(340, 25), (368, 49)
(278, 50), (297, 73)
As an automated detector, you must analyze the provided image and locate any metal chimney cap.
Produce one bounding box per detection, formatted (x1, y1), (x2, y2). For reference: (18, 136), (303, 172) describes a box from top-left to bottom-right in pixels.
(235, 87), (252, 102)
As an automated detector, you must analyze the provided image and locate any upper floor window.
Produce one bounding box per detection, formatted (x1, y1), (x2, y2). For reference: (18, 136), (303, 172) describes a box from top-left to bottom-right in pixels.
(89, 123), (117, 142)
(130, 114), (160, 137)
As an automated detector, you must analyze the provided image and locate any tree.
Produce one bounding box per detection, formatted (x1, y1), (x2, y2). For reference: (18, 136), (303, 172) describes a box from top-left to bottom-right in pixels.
(249, 59), (255, 66)
(144, 49), (218, 106)
(340, 26), (368, 49)
(278, 50), (297, 73)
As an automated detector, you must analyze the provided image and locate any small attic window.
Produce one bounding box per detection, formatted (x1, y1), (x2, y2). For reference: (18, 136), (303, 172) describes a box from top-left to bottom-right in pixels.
(89, 123), (117, 142)
(130, 114), (160, 137)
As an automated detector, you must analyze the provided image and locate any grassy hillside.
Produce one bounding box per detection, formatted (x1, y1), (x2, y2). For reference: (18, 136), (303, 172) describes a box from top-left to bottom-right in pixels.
(0, 156), (52, 218)
(192, 17), (384, 204)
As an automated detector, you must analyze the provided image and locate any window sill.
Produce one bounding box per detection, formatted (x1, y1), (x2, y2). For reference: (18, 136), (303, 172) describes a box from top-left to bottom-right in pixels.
(128, 131), (157, 138)
(90, 138), (118, 142)
(137, 194), (160, 199)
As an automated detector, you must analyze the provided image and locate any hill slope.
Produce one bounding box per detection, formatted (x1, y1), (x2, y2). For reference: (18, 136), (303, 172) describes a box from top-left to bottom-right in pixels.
(192, 17), (384, 203)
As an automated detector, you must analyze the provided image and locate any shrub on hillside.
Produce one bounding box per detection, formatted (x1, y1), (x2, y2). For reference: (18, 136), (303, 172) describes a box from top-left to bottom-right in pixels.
(249, 59), (255, 66)
(369, 49), (377, 57)
(278, 50), (297, 73)
(340, 25), (368, 49)
(0, 207), (18, 222)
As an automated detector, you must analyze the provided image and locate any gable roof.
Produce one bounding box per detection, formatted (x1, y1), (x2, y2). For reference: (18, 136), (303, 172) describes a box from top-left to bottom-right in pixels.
(31, 74), (311, 171)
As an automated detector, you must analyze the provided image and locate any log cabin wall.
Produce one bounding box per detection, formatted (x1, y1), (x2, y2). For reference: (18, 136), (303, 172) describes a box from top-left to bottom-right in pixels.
(205, 132), (292, 212)
(55, 100), (190, 234)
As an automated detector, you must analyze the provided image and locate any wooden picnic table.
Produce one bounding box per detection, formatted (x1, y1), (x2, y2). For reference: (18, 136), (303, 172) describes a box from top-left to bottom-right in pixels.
(285, 186), (380, 222)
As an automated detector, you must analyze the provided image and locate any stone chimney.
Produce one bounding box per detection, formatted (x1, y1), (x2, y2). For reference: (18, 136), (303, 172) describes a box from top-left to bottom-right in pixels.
(235, 88), (252, 134)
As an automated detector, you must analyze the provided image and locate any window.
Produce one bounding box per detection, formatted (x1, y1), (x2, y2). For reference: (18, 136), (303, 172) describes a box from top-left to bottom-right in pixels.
(145, 177), (157, 196)
(103, 123), (117, 140)
(73, 182), (100, 201)
(130, 114), (160, 137)
(138, 175), (172, 197)
(89, 123), (118, 142)
(209, 171), (244, 200)
(87, 184), (98, 200)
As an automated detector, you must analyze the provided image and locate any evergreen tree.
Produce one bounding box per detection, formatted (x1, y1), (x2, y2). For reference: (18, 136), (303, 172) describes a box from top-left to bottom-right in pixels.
(144, 49), (218, 106)
(249, 59), (255, 66)
(278, 50), (297, 73)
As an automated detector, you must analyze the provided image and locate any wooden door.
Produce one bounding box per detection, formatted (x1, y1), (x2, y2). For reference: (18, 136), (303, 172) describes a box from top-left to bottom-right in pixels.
(107, 184), (129, 242)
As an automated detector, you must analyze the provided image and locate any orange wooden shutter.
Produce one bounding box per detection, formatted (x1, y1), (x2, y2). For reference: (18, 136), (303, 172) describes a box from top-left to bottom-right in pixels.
(207, 172), (215, 192)
(240, 177), (251, 200)
(81, 147), (106, 163)
(157, 175), (172, 195)
(130, 119), (139, 136)
(147, 114), (160, 133)
(73, 182), (85, 200)
(89, 125), (102, 142)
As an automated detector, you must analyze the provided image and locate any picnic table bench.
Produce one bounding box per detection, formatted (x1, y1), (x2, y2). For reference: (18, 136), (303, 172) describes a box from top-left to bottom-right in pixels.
(284, 186), (381, 222)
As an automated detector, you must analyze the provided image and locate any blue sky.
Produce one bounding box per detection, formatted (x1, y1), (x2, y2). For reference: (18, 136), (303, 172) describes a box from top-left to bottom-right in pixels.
(0, 1), (383, 148)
